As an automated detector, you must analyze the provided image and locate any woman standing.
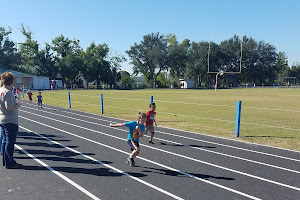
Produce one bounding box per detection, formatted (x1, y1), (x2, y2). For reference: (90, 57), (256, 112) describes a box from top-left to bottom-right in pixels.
(0, 72), (22, 169)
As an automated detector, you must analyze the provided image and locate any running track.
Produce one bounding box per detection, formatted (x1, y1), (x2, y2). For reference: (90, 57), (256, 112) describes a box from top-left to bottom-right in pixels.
(1, 101), (300, 200)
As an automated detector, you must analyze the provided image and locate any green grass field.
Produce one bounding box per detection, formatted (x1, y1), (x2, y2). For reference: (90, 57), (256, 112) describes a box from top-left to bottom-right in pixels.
(25, 88), (300, 151)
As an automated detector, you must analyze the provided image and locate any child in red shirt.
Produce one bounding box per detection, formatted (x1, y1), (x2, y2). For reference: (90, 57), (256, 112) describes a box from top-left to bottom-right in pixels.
(27, 90), (33, 103)
(145, 103), (157, 144)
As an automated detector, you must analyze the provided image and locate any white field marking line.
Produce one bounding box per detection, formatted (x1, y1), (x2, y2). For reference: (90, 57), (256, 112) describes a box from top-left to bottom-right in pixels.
(22, 105), (300, 163)
(19, 117), (261, 200)
(44, 92), (300, 113)
(18, 126), (184, 200)
(41, 97), (300, 131)
(24, 102), (300, 154)
(43, 91), (300, 113)
(14, 144), (101, 200)
(21, 105), (300, 173)
(19, 110), (300, 192)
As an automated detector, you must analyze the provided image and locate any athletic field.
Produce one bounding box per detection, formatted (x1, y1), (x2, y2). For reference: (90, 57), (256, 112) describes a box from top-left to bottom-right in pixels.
(26, 87), (300, 151)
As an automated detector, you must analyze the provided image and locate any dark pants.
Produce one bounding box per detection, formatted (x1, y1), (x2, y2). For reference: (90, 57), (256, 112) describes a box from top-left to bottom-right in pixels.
(0, 125), (3, 155)
(1, 123), (18, 168)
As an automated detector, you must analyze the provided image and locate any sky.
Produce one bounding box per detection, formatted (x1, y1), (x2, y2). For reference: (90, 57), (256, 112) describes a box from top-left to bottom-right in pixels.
(1, 0), (299, 74)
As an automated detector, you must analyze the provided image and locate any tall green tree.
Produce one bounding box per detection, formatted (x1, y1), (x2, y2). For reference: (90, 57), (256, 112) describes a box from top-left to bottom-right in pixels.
(126, 32), (169, 87)
(36, 43), (58, 79)
(82, 42), (110, 88)
(52, 35), (84, 85)
(186, 41), (220, 87)
(276, 51), (289, 77)
(168, 35), (190, 81)
(18, 24), (40, 74)
(106, 54), (125, 86)
(0, 27), (20, 70)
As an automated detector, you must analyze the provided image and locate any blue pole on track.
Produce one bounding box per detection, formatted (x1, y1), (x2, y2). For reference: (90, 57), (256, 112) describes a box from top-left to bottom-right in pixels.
(150, 96), (153, 103)
(101, 94), (104, 114)
(71, 84), (73, 90)
(235, 101), (242, 137)
(68, 91), (71, 108)
(88, 84), (89, 90)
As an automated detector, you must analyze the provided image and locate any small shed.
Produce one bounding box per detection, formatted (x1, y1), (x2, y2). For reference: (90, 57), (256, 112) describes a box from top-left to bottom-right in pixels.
(0, 68), (50, 90)
(180, 79), (195, 89)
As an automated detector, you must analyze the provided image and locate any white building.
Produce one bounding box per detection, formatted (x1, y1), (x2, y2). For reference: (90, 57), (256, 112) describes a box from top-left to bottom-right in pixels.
(180, 79), (195, 89)
(0, 68), (50, 90)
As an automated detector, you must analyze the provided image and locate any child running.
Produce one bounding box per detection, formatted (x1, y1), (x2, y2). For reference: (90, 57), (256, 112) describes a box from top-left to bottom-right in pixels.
(110, 111), (146, 167)
(27, 90), (33, 103)
(36, 91), (43, 109)
(145, 102), (157, 144)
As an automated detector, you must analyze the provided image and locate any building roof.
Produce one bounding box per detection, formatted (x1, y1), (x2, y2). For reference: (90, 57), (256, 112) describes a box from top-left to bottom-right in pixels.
(0, 68), (36, 78)
(133, 76), (145, 82)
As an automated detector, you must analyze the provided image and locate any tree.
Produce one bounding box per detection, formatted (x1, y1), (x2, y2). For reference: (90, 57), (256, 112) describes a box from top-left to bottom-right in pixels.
(156, 72), (170, 88)
(36, 43), (58, 79)
(0, 27), (20, 70)
(106, 53), (125, 87)
(120, 71), (134, 89)
(82, 42), (110, 88)
(126, 32), (169, 87)
(186, 41), (219, 87)
(276, 52), (289, 77)
(52, 35), (84, 85)
(168, 35), (190, 81)
(18, 24), (40, 74)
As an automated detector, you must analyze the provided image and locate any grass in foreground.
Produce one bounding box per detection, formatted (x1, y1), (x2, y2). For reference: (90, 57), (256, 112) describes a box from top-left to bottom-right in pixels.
(25, 88), (300, 151)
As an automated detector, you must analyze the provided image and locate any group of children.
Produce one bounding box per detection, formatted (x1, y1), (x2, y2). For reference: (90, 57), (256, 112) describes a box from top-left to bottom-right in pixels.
(27, 90), (43, 109)
(110, 102), (157, 167)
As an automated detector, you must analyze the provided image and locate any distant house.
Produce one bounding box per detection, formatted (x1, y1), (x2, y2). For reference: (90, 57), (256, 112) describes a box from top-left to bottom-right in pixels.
(180, 79), (195, 89)
(0, 68), (50, 90)
(133, 76), (146, 88)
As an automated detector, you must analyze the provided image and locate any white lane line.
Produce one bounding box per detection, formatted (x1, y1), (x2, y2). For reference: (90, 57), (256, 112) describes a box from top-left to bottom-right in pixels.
(18, 126), (184, 200)
(151, 137), (300, 174)
(14, 144), (101, 200)
(155, 130), (300, 162)
(22, 101), (300, 155)
(19, 116), (261, 200)
(21, 105), (300, 167)
(19, 110), (300, 193)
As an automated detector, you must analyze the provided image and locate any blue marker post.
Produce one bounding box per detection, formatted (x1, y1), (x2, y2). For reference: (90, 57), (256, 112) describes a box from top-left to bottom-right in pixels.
(68, 91), (71, 108)
(100, 94), (104, 114)
(71, 84), (73, 90)
(235, 101), (242, 137)
(150, 96), (153, 103)
(88, 84), (89, 90)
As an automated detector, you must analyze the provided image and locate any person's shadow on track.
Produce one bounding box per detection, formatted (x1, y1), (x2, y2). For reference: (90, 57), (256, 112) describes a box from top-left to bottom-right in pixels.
(160, 142), (216, 149)
(15, 132), (147, 178)
(140, 166), (234, 181)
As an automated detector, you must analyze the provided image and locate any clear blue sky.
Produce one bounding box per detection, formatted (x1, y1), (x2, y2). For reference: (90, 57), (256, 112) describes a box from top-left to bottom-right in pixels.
(1, 0), (299, 73)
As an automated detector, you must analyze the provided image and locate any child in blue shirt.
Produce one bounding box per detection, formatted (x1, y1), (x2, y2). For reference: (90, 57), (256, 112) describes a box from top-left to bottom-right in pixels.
(110, 111), (146, 167)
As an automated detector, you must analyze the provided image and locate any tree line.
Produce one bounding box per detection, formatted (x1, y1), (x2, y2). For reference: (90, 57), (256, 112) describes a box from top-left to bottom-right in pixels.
(1, 25), (299, 89)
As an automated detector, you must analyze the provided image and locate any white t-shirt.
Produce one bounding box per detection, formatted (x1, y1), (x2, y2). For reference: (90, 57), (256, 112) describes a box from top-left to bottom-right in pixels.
(0, 87), (18, 125)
